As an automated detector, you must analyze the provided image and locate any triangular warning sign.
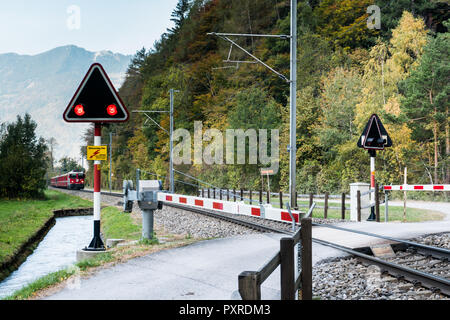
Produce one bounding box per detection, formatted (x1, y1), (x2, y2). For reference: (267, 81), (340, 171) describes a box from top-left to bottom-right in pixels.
(357, 114), (392, 150)
(63, 63), (129, 123)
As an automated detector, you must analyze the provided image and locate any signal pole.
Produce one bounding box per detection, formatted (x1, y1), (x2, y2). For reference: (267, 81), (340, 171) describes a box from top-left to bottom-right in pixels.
(87, 123), (105, 250)
(169, 89), (175, 193)
(289, 0), (297, 209)
(367, 149), (376, 221)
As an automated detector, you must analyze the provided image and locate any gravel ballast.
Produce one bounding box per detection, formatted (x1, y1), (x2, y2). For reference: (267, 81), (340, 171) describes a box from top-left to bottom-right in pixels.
(312, 232), (449, 300)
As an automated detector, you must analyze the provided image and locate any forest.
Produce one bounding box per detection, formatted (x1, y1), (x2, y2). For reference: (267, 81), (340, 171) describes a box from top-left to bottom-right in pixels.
(80, 0), (449, 196)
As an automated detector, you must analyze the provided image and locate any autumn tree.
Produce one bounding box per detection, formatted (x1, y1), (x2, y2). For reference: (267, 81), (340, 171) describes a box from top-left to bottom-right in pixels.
(400, 21), (450, 183)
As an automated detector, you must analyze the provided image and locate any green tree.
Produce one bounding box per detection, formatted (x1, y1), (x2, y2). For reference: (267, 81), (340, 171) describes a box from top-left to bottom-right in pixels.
(0, 114), (48, 198)
(58, 157), (83, 173)
(400, 22), (450, 183)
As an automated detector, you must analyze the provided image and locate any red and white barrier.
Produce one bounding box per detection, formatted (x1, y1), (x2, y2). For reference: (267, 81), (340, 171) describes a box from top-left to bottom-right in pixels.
(383, 184), (450, 191)
(157, 193), (303, 224)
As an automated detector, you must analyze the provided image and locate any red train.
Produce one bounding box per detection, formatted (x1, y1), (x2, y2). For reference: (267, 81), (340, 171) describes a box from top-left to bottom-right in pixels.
(50, 171), (85, 190)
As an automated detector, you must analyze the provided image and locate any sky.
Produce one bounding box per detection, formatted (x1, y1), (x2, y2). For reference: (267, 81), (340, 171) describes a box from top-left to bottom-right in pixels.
(0, 0), (179, 55)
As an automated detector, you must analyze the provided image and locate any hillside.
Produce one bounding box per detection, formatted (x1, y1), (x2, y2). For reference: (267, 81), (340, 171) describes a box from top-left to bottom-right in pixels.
(89, 0), (449, 195)
(0, 45), (131, 161)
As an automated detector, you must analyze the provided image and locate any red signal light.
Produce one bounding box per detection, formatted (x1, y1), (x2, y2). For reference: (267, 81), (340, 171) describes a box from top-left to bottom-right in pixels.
(74, 104), (85, 116)
(107, 104), (118, 116)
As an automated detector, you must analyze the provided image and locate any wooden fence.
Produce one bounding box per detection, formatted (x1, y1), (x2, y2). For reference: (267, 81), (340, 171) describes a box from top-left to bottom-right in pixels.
(238, 218), (312, 300)
(356, 183), (384, 222)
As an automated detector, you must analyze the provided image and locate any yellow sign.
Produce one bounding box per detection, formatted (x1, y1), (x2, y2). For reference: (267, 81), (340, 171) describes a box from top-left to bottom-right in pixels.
(87, 146), (107, 161)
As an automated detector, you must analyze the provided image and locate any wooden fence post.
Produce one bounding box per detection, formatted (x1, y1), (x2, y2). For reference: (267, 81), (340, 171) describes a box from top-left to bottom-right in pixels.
(249, 190), (252, 203)
(295, 191), (298, 209)
(227, 188), (230, 201)
(300, 218), (312, 300)
(309, 193), (313, 209)
(241, 189), (244, 201)
(341, 193), (346, 220)
(208, 188), (210, 199)
(259, 189), (263, 204)
(280, 237), (295, 300)
(202, 188), (204, 198)
(219, 189), (222, 200)
(324, 192), (329, 219)
(213, 187), (216, 199)
(267, 190), (270, 204)
(279, 191), (283, 209)
(238, 271), (261, 300)
(357, 190), (361, 222)
(233, 188), (236, 202)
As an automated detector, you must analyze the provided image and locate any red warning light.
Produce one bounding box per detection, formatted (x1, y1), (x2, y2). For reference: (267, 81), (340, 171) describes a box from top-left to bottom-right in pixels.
(107, 104), (118, 116)
(74, 104), (85, 116)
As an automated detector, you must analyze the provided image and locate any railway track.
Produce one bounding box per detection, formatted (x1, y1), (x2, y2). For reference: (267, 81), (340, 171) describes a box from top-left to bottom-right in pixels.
(70, 188), (450, 297)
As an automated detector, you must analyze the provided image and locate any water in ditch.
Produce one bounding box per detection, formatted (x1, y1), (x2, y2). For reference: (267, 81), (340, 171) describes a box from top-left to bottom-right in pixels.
(0, 215), (93, 299)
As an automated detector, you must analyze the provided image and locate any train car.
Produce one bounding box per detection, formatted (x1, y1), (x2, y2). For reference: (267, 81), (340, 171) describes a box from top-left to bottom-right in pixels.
(50, 171), (85, 190)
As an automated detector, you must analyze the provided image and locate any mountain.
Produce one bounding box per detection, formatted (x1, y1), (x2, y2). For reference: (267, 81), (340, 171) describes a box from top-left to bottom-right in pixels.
(0, 45), (131, 162)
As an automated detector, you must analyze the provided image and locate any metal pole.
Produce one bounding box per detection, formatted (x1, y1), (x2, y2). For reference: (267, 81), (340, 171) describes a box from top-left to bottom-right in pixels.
(367, 150), (376, 221)
(142, 209), (154, 240)
(169, 89), (174, 194)
(86, 123), (105, 251)
(109, 131), (112, 193)
(289, 0), (297, 209)
(403, 167), (407, 222)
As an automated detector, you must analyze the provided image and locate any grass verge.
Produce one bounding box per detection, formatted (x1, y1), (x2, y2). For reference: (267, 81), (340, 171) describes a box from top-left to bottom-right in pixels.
(0, 190), (92, 268)
(3, 204), (198, 300)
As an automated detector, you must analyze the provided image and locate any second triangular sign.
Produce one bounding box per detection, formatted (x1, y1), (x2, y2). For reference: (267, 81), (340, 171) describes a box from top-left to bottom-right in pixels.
(357, 114), (392, 150)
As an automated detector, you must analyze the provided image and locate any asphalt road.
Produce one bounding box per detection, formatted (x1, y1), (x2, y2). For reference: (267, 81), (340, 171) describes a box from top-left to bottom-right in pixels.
(44, 216), (450, 300)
